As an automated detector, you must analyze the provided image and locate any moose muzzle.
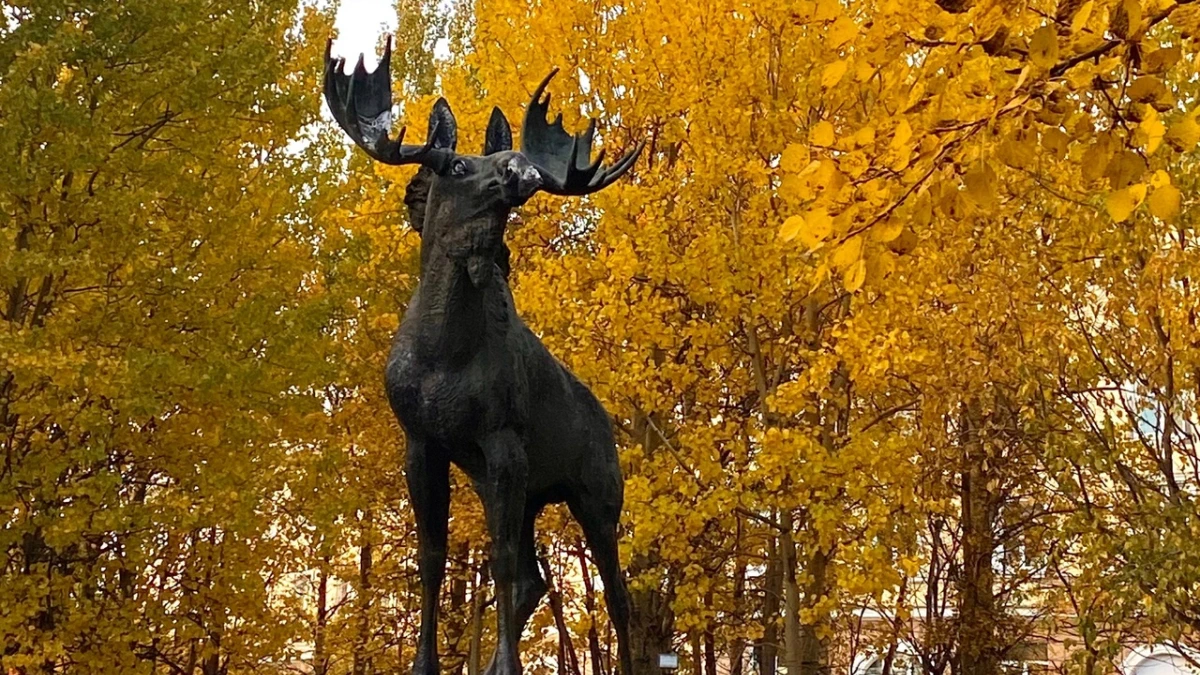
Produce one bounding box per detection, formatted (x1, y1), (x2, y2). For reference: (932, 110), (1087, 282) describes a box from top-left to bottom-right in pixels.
(505, 155), (542, 204)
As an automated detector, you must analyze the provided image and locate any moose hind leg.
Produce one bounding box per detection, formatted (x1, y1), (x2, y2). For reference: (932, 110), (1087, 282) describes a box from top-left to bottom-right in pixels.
(407, 438), (451, 675)
(571, 499), (634, 675)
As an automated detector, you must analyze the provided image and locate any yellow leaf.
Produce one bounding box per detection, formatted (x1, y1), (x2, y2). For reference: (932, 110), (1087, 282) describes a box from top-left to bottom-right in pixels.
(891, 119), (912, 150)
(1149, 170), (1171, 189)
(55, 65), (74, 87)
(889, 228), (919, 255)
(1041, 127), (1070, 159)
(1110, 0), (1141, 39)
(828, 15), (857, 48)
(1149, 184), (1181, 220)
(853, 125), (876, 147)
(801, 208), (834, 249)
(780, 144), (809, 173)
(964, 162), (998, 209)
(843, 258), (867, 292)
(831, 234), (863, 270)
(1128, 77), (1165, 103)
(867, 249), (897, 281)
(1165, 113), (1200, 152)
(1144, 46), (1182, 74)
(1070, 0), (1095, 33)
(1105, 190), (1134, 222)
(1105, 183), (1146, 222)
(911, 191), (932, 228)
(871, 217), (904, 243)
(903, 81), (926, 112)
(810, 121), (835, 146)
(779, 174), (810, 202)
(1129, 183), (1147, 204)
(1105, 149), (1146, 189)
(1029, 26), (1059, 70)
(821, 59), (849, 88)
(814, 0), (840, 21)
(780, 215), (805, 242)
(854, 59), (876, 82)
(1139, 106), (1165, 154)
(839, 151), (869, 179)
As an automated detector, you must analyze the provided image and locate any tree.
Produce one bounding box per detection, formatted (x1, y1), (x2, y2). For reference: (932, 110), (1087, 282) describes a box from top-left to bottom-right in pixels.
(0, 2), (339, 672)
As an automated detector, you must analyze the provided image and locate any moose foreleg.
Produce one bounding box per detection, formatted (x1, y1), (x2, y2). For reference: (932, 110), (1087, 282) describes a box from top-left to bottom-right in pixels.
(407, 439), (451, 675)
(481, 430), (528, 675)
(513, 505), (548, 631)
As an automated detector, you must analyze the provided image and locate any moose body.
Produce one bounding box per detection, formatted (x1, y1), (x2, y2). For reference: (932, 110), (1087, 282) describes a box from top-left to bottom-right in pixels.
(325, 36), (643, 675)
(385, 267), (622, 506)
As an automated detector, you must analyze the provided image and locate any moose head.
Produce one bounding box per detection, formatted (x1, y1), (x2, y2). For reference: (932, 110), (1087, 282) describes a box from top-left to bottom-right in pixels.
(323, 38), (643, 287)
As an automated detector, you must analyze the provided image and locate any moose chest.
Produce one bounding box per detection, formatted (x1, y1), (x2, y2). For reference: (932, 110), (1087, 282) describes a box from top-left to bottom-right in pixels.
(384, 323), (529, 449)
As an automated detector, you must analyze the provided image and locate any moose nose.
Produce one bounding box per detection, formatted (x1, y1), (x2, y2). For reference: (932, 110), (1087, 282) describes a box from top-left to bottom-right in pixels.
(505, 155), (542, 200)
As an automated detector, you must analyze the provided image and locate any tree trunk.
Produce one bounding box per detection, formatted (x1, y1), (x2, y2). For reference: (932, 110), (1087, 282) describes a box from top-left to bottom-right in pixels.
(628, 572), (674, 675)
(541, 554), (582, 675)
(628, 400), (676, 675)
(797, 547), (831, 675)
(781, 518), (801, 674)
(202, 528), (224, 675)
(353, 512), (374, 675)
(690, 632), (702, 675)
(468, 561), (488, 675)
(314, 557), (330, 675)
(579, 547), (606, 675)
(729, 540), (747, 675)
(447, 542), (469, 675)
(957, 401), (997, 675)
(703, 590), (716, 675)
(758, 526), (783, 675)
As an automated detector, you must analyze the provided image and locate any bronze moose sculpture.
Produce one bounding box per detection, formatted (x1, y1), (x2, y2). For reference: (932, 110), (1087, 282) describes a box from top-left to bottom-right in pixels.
(324, 37), (643, 675)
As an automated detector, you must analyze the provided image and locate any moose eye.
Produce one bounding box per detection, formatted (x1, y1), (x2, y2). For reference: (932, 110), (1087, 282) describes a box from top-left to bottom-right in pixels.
(450, 159), (468, 176)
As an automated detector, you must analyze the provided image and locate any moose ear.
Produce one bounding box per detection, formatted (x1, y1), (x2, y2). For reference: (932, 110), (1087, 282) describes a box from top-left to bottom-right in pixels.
(427, 98), (457, 151)
(483, 107), (513, 155)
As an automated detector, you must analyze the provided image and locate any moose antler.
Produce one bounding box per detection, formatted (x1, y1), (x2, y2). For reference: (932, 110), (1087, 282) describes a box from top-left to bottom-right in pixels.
(323, 36), (451, 167)
(521, 69), (644, 196)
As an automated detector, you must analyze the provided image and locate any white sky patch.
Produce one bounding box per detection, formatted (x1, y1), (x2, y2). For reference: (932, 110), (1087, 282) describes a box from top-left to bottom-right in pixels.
(330, 0), (454, 65)
(330, 0), (398, 67)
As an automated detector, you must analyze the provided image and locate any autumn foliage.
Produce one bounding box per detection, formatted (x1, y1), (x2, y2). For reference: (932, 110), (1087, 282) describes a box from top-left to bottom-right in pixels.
(3, 0), (1200, 673)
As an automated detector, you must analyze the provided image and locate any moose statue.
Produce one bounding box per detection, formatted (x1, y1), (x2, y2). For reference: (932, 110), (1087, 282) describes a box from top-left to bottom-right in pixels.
(324, 37), (644, 675)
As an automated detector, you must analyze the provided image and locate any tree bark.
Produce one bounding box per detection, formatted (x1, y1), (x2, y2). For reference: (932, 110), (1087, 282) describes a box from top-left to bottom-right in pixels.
(703, 590), (716, 675)
(729, 537), (747, 675)
(579, 547), (607, 675)
(797, 547), (831, 675)
(690, 631), (702, 675)
(314, 557), (330, 675)
(541, 554), (582, 675)
(628, 399), (677, 675)
(957, 401), (997, 675)
(353, 512), (374, 675)
(467, 561), (488, 675)
(781, 517), (801, 674)
(628, 578), (674, 675)
(758, 524), (783, 675)
(447, 542), (469, 675)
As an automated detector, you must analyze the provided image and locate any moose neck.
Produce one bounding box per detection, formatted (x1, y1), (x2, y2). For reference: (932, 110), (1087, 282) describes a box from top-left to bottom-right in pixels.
(412, 240), (506, 361)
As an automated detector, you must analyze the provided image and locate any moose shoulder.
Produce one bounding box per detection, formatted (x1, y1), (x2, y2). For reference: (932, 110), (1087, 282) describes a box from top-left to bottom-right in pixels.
(324, 36), (644, 675)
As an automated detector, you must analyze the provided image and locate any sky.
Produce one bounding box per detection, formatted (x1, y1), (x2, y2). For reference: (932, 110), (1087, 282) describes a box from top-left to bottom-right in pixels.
(330, 0), (398, 68)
